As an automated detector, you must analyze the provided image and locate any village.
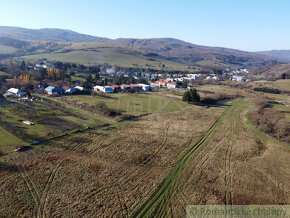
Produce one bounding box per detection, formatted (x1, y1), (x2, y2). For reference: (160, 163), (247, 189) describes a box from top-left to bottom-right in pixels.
(1, 61), (250, 99)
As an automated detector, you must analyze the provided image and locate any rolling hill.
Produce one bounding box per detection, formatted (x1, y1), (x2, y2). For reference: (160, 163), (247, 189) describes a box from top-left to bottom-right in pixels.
(17, 42), (197, 71)
(257, 50), (290, 61)
(0, 26), (109, 42)
(0, 26), (286, 70)
(115, 38), (282, 68)
(251, 63), (290, 79)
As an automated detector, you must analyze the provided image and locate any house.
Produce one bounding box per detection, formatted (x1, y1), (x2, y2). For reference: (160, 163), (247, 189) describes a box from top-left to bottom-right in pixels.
(102, 86), (114, 93)
(94, 85), (104, 92)
(232, 75), (245, 82)
(45, 86), (55, 92)
(111, 85), (121, 92)
(156, 79), (168, 87)
(138, 84), (152, 92)
(5, 88), (25, 97)
(167, 83), (178, 89)
(62, 86), (70, 91)
(150, 82), (161, 88)
(130, 84), (142, 91)
(65, 88), (78, 94)
(120, 84), (131, 90)
(34, 85), (45, 92)
(46, 87), (65, 95)
(74, 86), (84, 91)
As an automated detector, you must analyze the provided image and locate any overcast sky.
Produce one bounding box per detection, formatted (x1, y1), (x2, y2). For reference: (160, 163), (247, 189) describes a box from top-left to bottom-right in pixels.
(1, 0), (290, 51)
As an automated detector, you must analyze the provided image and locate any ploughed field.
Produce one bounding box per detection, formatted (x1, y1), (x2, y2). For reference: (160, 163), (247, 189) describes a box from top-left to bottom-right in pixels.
(0, 92), (289, 217)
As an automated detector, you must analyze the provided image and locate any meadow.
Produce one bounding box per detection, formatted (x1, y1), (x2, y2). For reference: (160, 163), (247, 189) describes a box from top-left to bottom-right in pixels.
(0, 87), (289, 217)
(0, 44), (18, 54)
(17, 42), (198, 72)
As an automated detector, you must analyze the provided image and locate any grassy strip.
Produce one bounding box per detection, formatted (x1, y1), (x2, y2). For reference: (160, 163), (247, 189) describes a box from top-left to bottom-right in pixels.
(36, 94), (116, 126)
(132, 102), (234, 217)
(0, 125), (26, 152)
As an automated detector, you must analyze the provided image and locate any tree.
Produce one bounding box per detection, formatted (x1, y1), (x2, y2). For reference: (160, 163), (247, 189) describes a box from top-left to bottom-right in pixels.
(182, 88), (200, 103)
(20, 60), (26, 71)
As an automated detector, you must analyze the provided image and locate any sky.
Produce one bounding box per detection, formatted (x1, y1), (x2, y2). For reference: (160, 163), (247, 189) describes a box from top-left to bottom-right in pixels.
(0, 0), (290, 51)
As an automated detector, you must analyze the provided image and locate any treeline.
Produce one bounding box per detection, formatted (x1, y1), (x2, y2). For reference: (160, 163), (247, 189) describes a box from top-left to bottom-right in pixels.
(249, 99), (290, 144)
(253, 87), (281, 94)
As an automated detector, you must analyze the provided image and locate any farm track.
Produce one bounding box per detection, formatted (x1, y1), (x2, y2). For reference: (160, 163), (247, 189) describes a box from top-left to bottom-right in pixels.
(0, 174), (19, 193)
(40, 138), (95, 218)
(224, 114), (235, 205)
(18, 165), (40, 218)
(132, 103), (232, 218)
(88, 119), (133, 156)
(141, 119), (176, 165)
(13, 131), (94, 218)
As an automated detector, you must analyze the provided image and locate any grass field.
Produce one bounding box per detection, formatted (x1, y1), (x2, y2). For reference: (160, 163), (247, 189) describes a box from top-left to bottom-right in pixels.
(0, 44), (18, 54)
(0, 126), (25, 153)
(15, 41), (200, 72)
(64, 93), (189, 116)
(0, 90), (289, 217)
(249, 79), (290, 92)
(0, 98), (107, 151)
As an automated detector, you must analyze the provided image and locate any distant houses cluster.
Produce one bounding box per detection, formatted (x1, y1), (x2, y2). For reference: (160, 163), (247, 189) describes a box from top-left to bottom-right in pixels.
(93, 84), (152, 93)
(4, 83), (153, 97)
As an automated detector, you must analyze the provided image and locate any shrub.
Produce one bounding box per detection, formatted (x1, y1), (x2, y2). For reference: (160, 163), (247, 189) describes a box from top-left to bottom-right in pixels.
(182, 89), (200, 103)
(254, 87), (281, 94)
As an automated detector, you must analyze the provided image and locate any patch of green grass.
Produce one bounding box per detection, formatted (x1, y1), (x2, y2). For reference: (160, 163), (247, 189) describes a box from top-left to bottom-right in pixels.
(0, 100), (90, 143)
(0, 45), (18, 54)
(36, 95), (115, 126)
(0, 126), (25, 152)
(66, 93), (188, 116)
(71, 75), (86, 82)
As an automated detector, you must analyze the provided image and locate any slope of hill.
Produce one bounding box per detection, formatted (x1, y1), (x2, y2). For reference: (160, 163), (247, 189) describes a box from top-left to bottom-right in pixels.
(114, 38), (281, 68)
(0, 44), (18, 54)
(0, 26), (285, 70)
(0, 26), (110, 42)
(18, 42), (197, 71)
(251, 63), (290, 79)
(257, 50), (290, 61)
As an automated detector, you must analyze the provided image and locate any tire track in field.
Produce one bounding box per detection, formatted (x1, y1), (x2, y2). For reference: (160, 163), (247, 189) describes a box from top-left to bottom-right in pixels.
(0, 174), (19, 194)
(167, 117), (232, 214)
(37, 136), (90, 218)
(18, 165), (40, 218)
(88, 120), (133, 156)
(224, 112), (236, 205)
(132, 105), (231, 218)
(141, 119), (176, 165)
(37, 160), (64, 218)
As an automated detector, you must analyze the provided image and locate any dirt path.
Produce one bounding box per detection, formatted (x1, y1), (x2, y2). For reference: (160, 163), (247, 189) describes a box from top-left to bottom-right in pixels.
(132, 103), (231, 217)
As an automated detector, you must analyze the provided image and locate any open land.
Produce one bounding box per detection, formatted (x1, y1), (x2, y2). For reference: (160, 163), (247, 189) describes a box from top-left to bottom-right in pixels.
(0, 84), (289, 217)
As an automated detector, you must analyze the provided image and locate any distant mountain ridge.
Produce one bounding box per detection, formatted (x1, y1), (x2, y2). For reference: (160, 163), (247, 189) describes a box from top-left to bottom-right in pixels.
(114, 38), (282, 67)
(0, 26), (287, 69)
(256, 50), (290, 61)
(0, 26), (110, 42)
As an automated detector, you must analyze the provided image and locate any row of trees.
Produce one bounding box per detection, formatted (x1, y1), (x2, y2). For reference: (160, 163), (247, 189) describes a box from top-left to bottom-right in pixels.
(13, 74), (34, 85)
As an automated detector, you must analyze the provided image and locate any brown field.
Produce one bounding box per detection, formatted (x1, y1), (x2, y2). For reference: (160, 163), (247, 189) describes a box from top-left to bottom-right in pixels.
(0, 89), (289, 217)
(38, 118), (79, 132)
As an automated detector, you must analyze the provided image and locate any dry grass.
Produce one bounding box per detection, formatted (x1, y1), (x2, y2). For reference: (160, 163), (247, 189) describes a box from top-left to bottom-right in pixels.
(0, 91), (289, 217)
(0, 103), (223, 217)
